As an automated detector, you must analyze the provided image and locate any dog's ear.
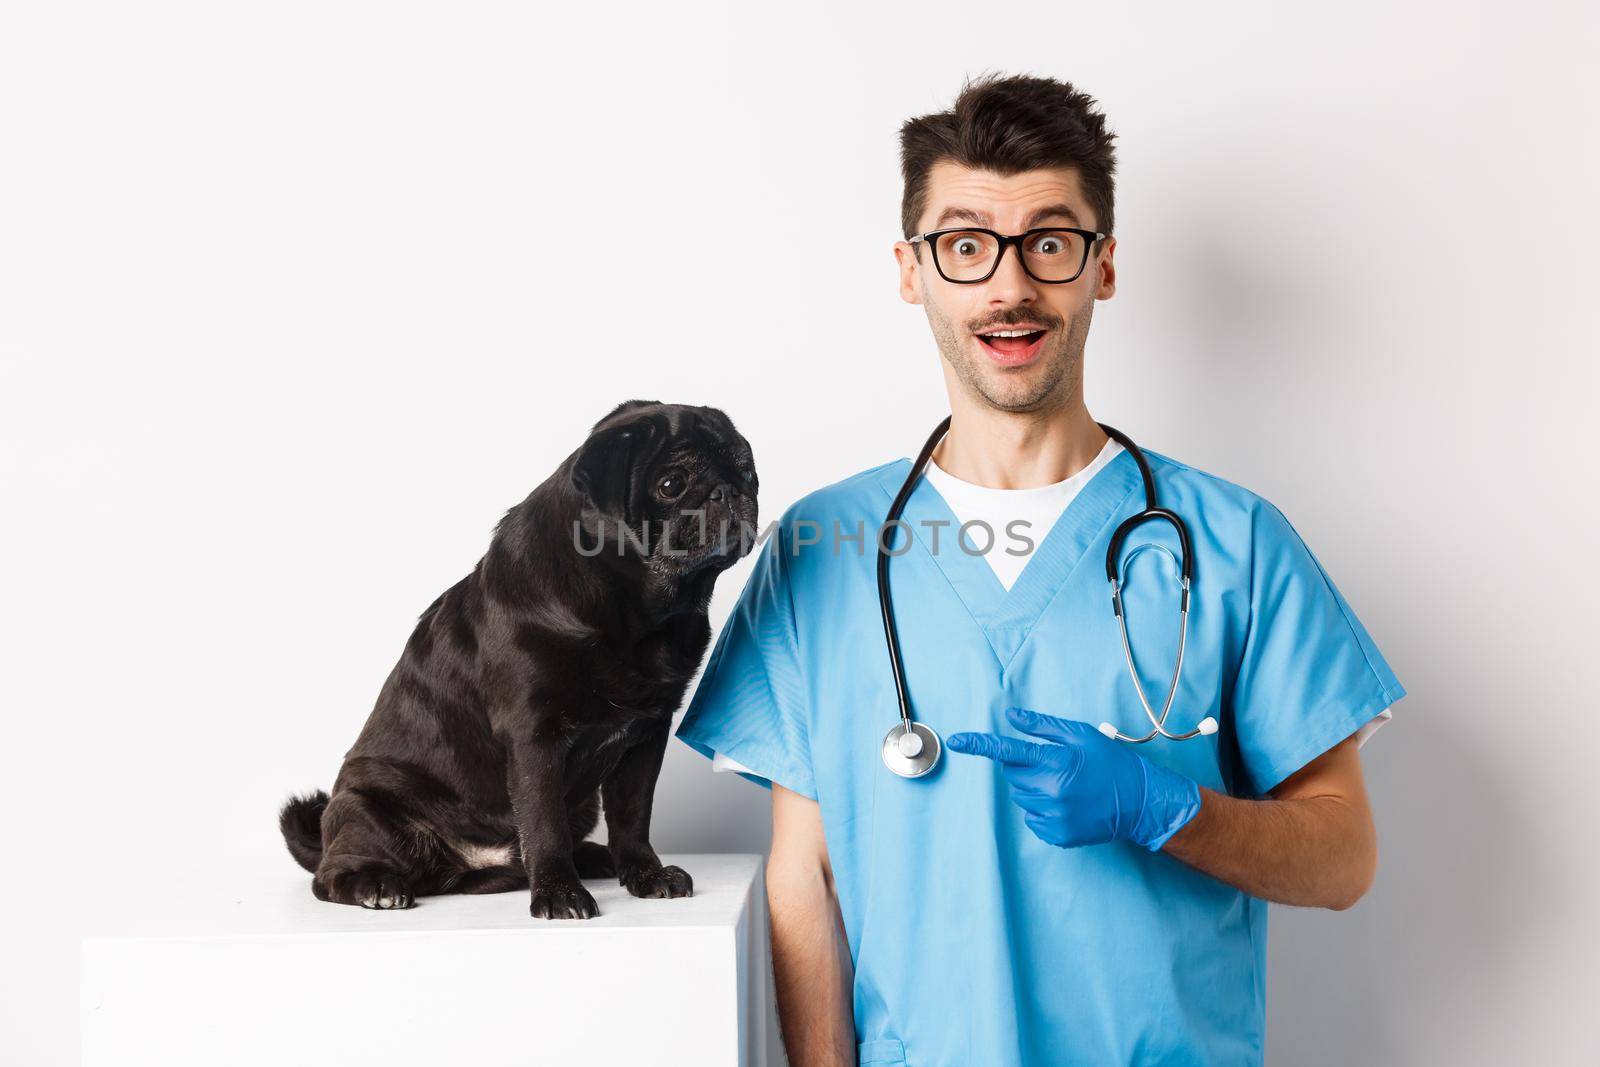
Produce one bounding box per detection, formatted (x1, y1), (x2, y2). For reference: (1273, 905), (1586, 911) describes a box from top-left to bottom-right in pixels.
(590, 399), (661, 433)
(572, 412), (666, 525)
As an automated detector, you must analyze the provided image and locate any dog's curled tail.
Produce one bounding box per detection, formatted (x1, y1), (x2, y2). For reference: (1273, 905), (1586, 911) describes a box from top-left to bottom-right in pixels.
(278, 789), (329, 873)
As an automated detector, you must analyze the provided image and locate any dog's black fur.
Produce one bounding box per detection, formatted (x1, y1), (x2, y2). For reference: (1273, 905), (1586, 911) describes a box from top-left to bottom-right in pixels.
(278, 400), (757, 919)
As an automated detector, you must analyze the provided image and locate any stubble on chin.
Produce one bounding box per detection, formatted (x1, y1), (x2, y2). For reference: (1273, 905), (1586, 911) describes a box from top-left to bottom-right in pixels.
(926, 298), (1094, 414)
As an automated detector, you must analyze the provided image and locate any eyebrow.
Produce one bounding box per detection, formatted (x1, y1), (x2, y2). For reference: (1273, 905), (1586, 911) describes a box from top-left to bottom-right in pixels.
(931, 202), (1084, 230)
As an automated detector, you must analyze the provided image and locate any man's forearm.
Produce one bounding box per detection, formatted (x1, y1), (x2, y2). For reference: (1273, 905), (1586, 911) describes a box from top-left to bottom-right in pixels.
(1161, 784), (1377, 909)
(767, 857), (855, 1066)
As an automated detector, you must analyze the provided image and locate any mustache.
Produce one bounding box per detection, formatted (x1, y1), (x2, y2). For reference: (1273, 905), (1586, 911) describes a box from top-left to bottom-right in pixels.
(969, 314), (1062, 332)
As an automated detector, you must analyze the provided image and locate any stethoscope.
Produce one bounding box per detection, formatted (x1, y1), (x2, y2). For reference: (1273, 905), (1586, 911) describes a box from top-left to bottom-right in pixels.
(878, 416), (1219, 778)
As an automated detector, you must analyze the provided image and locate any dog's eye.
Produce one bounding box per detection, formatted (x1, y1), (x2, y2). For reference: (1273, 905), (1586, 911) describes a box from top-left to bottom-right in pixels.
(740, 467), (756, 486)
(656, 472), (687, 499)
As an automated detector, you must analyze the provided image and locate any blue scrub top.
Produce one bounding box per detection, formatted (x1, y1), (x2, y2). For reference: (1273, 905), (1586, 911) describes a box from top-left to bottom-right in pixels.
(674, 445), (1405, 1067)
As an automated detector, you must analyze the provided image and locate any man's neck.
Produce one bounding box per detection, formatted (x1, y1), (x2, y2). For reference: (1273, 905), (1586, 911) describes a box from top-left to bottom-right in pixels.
(929, 400), (1109, 491)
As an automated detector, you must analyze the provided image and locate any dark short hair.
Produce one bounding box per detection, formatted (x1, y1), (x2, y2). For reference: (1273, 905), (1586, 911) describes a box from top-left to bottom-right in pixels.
(898, 72), (1118, 242)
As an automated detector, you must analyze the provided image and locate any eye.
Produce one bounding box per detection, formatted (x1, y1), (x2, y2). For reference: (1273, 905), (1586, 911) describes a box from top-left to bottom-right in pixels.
(938, 230), (995, 261)
(656, 471), (688, 499)
(740, 467), (756, 486)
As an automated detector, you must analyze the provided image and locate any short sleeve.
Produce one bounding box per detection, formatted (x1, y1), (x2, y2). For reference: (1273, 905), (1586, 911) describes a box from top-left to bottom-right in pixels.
(711, 750), (759, 775)
(1228, 498), (1407, 795)
(674, 520), (818, 800)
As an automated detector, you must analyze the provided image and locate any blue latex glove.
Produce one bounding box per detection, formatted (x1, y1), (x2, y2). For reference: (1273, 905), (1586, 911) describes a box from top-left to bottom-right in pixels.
(945, 706), (1203, 851)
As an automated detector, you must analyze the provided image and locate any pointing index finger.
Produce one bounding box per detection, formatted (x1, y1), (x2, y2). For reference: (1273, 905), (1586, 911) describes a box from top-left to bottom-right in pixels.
(944, 731), (1049, 766)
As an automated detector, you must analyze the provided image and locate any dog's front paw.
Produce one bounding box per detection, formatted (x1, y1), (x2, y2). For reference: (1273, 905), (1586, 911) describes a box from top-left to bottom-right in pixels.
(620, 863), (694, 900)
(529, 875), (599, 920)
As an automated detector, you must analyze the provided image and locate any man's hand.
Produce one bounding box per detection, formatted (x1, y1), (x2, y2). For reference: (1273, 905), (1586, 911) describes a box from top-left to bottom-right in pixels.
(946, 706), (1201, 851)
(947, 705), (1380, 910)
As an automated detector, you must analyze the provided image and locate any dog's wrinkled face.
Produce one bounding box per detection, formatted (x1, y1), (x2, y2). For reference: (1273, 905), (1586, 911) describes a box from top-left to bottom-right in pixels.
(571, 401), (758, 595)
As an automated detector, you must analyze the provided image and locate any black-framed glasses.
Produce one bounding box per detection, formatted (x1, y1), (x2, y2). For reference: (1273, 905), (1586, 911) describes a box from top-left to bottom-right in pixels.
(907, 226), (1109, 284)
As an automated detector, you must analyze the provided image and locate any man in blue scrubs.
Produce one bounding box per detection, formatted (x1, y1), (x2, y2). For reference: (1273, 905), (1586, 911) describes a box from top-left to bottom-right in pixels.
(674, 72), (1405, 1066)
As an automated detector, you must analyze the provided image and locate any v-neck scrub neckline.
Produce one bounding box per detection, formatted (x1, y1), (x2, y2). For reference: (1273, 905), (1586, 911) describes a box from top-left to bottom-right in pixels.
(919, 437), (1126, 592)
(876, 441), (1143, 671)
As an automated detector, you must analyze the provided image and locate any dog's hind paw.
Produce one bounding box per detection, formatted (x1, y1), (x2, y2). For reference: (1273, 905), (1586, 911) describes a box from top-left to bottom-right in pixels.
(318, 869), (415, 910)
(363, 876), (414, 910)
(620, 862), (693, 900)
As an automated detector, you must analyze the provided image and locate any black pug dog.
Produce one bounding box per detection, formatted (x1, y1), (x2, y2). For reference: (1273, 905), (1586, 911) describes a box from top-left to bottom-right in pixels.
(278, 400), (757, 919)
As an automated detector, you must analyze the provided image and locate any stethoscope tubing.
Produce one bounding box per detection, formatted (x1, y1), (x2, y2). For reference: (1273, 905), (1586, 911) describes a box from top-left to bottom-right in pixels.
(878, 416), (1216, 777)
(1108, 571), (1210, 742)
(878, 415), (953, 735)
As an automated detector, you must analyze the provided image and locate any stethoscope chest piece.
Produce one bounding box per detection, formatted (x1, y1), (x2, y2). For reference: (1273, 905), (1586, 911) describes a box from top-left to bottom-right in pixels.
(882, 721), (942, 778)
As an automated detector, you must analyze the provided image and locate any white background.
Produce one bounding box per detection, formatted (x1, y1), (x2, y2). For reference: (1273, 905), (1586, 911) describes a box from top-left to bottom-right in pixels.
(3, 2), (1597, 1063)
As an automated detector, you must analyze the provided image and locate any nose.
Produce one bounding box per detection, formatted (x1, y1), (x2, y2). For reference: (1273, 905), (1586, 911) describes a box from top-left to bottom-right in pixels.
(987, 241), (1040, 304)
(709, 482), (739, 503)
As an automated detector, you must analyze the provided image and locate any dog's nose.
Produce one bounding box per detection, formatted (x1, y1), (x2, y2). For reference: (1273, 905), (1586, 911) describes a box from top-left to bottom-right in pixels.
(709, 482), (739, 503)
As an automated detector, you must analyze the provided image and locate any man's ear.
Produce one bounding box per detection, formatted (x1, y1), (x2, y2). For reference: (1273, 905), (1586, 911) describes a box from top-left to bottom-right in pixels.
(571, 413), (665, 526)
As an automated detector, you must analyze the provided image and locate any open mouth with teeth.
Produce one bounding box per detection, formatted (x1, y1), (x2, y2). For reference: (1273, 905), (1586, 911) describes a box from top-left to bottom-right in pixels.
(975, 327), (1049, 365)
